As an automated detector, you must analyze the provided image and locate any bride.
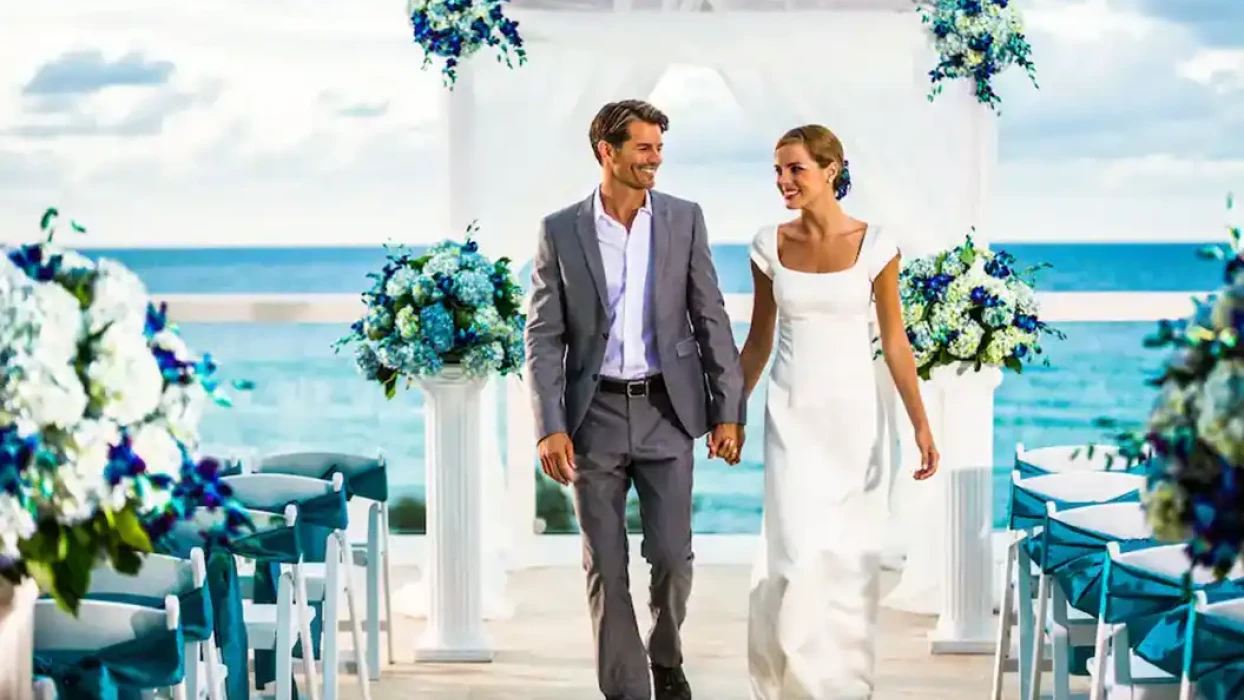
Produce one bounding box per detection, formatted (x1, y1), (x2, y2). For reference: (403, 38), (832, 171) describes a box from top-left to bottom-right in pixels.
(740, 124), (939, 699)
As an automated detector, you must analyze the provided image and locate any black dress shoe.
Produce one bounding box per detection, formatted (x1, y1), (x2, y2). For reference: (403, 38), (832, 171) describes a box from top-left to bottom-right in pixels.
(652, 664), (692, 700)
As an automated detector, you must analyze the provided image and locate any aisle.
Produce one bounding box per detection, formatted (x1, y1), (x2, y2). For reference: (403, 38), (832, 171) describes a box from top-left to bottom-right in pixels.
(336, 563), (1042, 699)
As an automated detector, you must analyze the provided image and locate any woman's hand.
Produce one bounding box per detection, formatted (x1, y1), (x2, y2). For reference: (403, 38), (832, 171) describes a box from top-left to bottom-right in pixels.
(913, 426), (939, 480)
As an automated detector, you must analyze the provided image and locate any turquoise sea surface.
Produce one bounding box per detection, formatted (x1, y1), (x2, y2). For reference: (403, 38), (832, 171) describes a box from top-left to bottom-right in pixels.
(83, 242), (1215, 532)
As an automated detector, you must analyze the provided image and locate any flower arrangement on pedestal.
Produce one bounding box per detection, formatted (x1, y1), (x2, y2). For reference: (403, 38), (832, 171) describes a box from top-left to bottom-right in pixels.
(897, 233), (1062, 380)
(336, 224), (526, 396)
(919, 0), (1039, 111)
(0, 209), (251, 612)
(1112, 195), (1244, 577)
(407, 0), (526, 88)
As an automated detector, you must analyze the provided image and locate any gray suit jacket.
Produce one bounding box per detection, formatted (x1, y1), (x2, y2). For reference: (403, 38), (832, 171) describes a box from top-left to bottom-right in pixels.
(524, 190), (746, 442)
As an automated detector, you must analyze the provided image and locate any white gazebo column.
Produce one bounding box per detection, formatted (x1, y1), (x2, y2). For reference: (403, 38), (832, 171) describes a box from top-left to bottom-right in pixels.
(450, 60), (514, 618)
(412, 366), (494, 662)
(505, 375), (538, 567)
(927, 362), (1002, 655)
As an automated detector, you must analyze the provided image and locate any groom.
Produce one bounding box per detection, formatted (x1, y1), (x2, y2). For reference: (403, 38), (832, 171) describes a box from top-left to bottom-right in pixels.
(525, 99), (746, 700)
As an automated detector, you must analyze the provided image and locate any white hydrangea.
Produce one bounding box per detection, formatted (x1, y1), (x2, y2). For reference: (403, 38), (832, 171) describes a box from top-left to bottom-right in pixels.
(395, 305), (420, 339)
(87, 325), (164, 425)
(1198, 359), (1244, 466)
(948, 320), (985, 358)
(130, 422), (185, 478)
(87, 258), (150, 335)
(159, 382), (208, 443)
(0, 494), (36, 560)
(0, 356), (89, 432)
(384, 267), (418, 300)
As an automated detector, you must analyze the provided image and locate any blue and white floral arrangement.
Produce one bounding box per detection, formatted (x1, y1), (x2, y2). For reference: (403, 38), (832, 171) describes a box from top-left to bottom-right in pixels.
(1105, 195), (1244, 578)
(898, 233), (1062, 380)
(407, 0), (526, 88)
(336, 224), (526, 397)
(919, 0), (1039, 111)
(0, 208), (252, 612)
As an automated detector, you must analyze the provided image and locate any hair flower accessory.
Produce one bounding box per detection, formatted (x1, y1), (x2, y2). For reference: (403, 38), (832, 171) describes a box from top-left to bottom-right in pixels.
(920, 0), (1039, 111)
(407, 0), (527, 88)
(835, 159), (852, 201)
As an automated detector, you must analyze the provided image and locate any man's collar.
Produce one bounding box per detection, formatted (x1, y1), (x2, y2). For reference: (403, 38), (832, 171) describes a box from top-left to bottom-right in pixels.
(593, 185), (653, 222)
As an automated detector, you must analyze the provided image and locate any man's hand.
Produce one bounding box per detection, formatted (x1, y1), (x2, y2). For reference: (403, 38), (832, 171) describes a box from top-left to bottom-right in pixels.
(707, 423), (744, 465)
(538, 432), (577, 485)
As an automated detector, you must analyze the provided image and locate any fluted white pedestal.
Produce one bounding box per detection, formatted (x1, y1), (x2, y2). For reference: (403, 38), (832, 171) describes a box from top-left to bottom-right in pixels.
(928, 362), (1002, 655)
(410, 367), (494, 663)
(396, 376), (515, 622)
(0, 579), (36, 700)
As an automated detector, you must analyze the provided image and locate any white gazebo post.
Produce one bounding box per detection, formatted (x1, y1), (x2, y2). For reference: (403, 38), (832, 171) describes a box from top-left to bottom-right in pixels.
(929, 80), (1002, 655)
(505, 375), (538, 564)
(408, 62), (495, 662)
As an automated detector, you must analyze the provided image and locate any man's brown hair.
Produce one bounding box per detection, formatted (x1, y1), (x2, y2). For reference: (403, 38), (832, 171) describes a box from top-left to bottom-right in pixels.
(588, 99), (669, 164)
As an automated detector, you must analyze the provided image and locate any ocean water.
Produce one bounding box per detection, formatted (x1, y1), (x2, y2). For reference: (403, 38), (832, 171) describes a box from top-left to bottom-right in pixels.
(81, 242), (1220, 533)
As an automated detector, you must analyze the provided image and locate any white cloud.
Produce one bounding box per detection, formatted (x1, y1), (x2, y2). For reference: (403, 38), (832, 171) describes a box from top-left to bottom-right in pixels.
(0, 0), (1240, 247)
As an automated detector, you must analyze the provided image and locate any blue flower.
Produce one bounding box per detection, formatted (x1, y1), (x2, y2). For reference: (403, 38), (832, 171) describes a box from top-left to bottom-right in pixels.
(454, 269), (494, 307)
(355, 344), (381, 380)
(408, 0), (527, 88)
(462, 341), (504, 376)
(420, 303), (455, 353)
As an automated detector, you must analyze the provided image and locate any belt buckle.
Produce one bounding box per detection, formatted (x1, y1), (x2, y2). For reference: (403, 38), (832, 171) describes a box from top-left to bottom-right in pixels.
(625, 380), (648, 397)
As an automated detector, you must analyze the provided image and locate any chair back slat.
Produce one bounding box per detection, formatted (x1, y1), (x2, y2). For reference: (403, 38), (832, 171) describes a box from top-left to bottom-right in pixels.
(89, 552), (199, 598)
(34, 600), (171, 651)
(223, 473), (338, 512)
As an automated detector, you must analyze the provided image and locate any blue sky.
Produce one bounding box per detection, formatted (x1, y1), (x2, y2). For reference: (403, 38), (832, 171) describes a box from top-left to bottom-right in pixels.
(0, 0), (1241, 246)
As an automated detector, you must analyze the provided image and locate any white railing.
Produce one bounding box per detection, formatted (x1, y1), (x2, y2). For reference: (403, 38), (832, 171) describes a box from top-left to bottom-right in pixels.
(164, 291), (1205, 568)
(158, 291), (1211, 324)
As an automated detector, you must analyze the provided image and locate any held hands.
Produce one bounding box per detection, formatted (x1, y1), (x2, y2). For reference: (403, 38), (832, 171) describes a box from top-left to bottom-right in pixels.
(538, 432), (576, 485)
(913, 425), (939, 481)
(708, 423), (744, 466)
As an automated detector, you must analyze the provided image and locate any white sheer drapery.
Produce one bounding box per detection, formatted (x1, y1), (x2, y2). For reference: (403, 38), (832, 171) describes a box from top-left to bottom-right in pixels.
(449, 1), (997, 612)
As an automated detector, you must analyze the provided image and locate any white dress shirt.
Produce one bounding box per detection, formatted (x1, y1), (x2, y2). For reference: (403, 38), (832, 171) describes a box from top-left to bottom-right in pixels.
(593, 187), (661, 380)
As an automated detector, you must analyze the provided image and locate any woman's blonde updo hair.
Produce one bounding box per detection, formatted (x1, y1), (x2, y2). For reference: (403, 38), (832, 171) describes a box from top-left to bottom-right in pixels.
(776, 124), (852, 200)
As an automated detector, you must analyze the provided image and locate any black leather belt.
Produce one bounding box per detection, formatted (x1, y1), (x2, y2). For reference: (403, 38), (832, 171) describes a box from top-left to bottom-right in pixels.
(599, 374), (666, 397)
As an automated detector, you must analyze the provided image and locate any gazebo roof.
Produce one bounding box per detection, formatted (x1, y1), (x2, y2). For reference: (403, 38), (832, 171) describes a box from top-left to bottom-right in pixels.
(507, 0), (921, 11)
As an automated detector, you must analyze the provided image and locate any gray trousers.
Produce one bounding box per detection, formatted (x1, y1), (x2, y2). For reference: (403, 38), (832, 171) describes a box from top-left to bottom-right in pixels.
(572, 386), (696, 700)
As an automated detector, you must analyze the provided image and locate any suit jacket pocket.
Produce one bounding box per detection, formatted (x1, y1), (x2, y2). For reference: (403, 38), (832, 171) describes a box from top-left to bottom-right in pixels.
(675, 336), (698, 358)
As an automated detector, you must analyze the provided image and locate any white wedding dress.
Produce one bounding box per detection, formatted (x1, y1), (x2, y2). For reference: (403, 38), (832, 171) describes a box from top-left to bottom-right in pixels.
(747, 223), (898, 700)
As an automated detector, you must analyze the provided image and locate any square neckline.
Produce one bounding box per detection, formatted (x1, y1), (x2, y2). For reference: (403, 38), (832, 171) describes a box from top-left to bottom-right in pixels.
(772, 223), (871, 276)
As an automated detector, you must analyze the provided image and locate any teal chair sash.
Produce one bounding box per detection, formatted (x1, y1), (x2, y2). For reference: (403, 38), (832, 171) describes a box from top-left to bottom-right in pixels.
(1182, 608), (1244, 700)
(321, 463), (388, 503)
(1006, 480), (1142, 533)
(34, 625), (185, 700)
(1130, 577), (1244, 679)
(245, 487), (350, 695)
(1031, 515), (1157, 615)
(154, 535), (250, 700)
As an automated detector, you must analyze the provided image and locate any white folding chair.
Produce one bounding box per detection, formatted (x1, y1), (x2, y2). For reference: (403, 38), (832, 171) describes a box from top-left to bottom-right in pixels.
(993, 469), (1146, 700)
(1029, 501), (1152, 700)
(89, 548), (223, 700)
(1089, 544), (1244, 700)
(1016, 442), (1135, 476)
(35, 597), (184, 700)
(252, 450), (394, 681)
(224, 472), (370, 700)
(174, 504), (320, 700)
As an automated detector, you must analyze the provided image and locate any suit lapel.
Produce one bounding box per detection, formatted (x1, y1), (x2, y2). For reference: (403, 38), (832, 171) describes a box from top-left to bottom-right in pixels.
(573, 194), (608, 311)
(650, 191), (673, 310)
